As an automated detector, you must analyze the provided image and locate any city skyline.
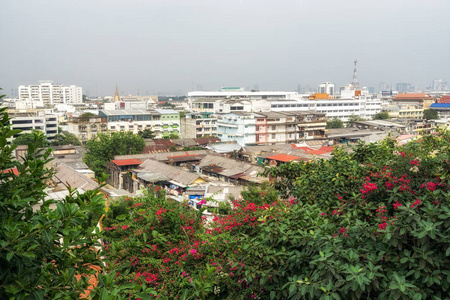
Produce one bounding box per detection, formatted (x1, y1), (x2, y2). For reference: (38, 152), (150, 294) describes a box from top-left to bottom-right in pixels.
(1, 0), (449, 96)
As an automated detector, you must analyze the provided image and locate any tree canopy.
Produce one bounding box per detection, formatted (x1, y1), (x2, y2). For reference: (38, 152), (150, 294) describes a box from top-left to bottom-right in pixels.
(373, 111), (390, 120)
(326, 118), (344, 129)
(0, 105), (106, 298)
(137, 128), (156, 139)
(423, 108), (439, 120)
(12, 131), (49, 147)
(83, 131), (145, 176)
(50, 131), (81, 146)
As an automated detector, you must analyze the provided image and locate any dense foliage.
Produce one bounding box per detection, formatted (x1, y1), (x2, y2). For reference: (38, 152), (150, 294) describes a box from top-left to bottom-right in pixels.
(423, 109), (439, 120)
(12, 131), (49, 147)
(102, 130), (450, 299)
(138, 129), (156, 139)
(0, 105), (105, 299)
(326, 118), (344, 129)
(50, 131), (81, 146)
(83, 131), (145, 176)
(373, 112), (390, 120)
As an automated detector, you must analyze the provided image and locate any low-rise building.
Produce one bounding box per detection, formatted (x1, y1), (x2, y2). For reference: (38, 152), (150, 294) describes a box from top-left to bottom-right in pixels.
(181, 112), (217, 138)
(429, 103), (450, 120)
(392, 93), (435, 109)
(99, 109), (180, 139)
(67, 115), (108, 143)
(8, 109), (58, 142)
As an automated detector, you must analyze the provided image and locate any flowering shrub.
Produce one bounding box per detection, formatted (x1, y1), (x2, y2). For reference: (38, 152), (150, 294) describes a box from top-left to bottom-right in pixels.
(99, 130), (450, 299)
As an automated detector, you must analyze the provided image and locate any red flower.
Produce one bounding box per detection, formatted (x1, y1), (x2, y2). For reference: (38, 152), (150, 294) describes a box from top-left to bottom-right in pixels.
(393, 201), (402, 209)
(378, 223), (387, 230)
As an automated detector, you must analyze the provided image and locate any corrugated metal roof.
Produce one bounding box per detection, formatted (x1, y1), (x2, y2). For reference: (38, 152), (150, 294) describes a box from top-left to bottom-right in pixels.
(138, 159), (202, 186)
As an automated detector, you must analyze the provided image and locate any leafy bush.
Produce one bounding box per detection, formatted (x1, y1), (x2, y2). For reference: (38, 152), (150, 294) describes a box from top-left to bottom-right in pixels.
(101, 130), (450, 299)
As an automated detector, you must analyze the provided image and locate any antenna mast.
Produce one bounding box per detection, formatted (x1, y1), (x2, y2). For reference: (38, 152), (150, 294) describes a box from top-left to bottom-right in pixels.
(352, 59), (360, 89)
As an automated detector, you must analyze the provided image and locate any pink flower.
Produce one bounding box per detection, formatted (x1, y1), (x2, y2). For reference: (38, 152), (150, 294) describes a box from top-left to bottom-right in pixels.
(121, 225), (129, 230)
(320, 212), (327, 216)
(198, 199), (206, 205)
(190, 249), (197, 255)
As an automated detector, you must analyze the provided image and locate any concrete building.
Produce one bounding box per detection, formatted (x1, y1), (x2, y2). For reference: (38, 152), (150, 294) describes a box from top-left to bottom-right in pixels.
(392, 93), (435, 109)
(99, 109), (180, 139)
(318, 82), (334, 95)
(181, 112), (217, 138)
(429, 103), (450, 120)
(216, 112), (256, 146)
(8, 109), (58, 142)
(67, 115), (108, 143)
(18, 81), (82, 106)
(190, 98), (271, 114)
(270, 96), (382, 121)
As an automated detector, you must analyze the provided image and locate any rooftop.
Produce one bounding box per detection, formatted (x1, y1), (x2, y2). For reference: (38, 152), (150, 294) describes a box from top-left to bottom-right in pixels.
(266, 153), (303, 162)
(112, 159), (142, 166)
(394, 93), (434, 99)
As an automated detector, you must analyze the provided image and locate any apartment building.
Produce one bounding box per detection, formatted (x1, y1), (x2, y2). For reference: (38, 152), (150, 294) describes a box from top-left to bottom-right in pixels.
(67, 116), (108, 143)
(18, 81), (82, 106)
(99, 109), (180, 139)
(8, 109), (58, 142)
(217, 111), (327, 146)
(181, 112), (217, 138)
(216, 112), (256, 146)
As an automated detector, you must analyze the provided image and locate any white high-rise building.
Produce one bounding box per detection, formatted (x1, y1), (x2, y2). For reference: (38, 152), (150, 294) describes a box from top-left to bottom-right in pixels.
(18, 81), (82, 106)
(318, 82), (334, 95)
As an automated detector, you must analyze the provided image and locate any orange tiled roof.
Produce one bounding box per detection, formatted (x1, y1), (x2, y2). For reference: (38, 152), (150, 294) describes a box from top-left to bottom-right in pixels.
(266, 154), (303, 162)
(112, 159), (142, 166)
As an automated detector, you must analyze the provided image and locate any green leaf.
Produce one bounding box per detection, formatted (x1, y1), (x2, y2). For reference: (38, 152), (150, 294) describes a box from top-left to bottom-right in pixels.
(6, 252), (13, 262)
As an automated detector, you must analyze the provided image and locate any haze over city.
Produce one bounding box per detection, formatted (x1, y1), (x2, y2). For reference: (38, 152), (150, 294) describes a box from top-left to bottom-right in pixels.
(1, 0), (449, 96)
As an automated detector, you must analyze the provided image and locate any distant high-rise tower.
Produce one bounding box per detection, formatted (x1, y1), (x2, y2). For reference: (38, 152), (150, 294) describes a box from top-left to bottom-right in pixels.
(351, 60), (360, 90)
(114, 83), (120, 102)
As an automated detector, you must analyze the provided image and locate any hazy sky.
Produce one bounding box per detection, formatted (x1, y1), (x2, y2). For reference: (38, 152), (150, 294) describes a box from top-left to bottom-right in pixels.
(1, 0), (449, 96)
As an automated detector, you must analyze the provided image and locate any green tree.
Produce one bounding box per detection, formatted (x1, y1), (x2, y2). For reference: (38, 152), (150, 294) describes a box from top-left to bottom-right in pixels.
(0, 104), (107, 298)
(79, 112), (98, 118)
(50, 131), (81, 146)
(423, 108), (439, 120)
(137, 128), (156, 139)
(83, 132), (145, 176)
(12, 131), (49, 147)
(168, 132), (180, 139)
(326, 118), (344, 129)
(373, 111), (390, 120)
(346, 114), (365, 127)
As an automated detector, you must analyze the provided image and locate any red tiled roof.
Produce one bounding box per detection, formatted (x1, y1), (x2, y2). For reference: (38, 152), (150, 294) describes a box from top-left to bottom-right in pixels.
(2, 168), (19, 175)
(292, 145), (334, 155)
(112, 159), (142, 166)
(394, 93), (433, 99)
(438, 95), (450, 103)
(266, 154), (302, 162)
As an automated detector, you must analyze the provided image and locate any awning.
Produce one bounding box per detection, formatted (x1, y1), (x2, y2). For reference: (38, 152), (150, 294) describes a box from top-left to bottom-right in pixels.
(169, 180), (187, 188)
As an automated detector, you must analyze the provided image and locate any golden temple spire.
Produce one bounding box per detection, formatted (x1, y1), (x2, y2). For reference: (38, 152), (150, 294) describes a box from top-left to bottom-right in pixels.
(114, 83), (120, 102)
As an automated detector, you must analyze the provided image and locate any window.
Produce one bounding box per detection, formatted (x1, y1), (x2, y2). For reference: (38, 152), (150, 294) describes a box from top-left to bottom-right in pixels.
(271, 133), (276, 139)
(272, 125), (276, 130)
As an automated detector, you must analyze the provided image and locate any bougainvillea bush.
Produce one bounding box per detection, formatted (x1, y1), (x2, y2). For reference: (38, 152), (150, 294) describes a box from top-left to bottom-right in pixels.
(99, 131), (450, 299)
